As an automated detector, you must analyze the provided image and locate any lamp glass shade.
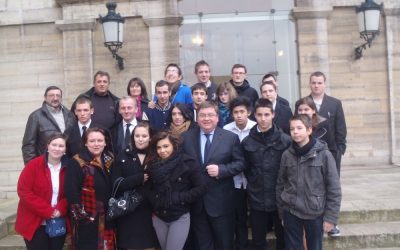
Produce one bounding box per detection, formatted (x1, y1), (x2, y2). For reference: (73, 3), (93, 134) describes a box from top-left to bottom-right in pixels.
(364, 9), (380, 32)
(119, 22), (124, 43)
(102, 21), (124, 44)
(357, 9), (380, 34)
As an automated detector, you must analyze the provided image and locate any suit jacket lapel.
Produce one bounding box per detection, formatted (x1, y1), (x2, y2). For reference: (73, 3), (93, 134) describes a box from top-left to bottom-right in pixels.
(319, 95), (328, 115)
(118, 122), (124, 149)
(193, 128), (202, 165)
(274, 102), (281, 120)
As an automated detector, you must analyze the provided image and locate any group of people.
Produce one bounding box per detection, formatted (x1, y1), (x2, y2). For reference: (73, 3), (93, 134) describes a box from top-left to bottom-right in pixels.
(16, 60), (346, 250)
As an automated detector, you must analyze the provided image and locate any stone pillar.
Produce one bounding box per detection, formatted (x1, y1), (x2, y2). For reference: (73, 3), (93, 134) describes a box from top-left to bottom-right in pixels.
(55, 19), (96, 106)
(385, 7), (400, 164)
(293, 6), (333, 96)
(143, 16), (182, 94)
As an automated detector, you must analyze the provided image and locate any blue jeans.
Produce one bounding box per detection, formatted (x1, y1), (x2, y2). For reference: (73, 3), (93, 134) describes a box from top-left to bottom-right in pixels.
(283, 211), (323, 250)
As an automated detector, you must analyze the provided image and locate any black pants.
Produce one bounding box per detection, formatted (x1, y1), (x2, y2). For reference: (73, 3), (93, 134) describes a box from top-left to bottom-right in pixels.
(191, 206), (234, 250)
(24, 225), (66, 250)
(283, 211), (323, 250)
(234, 188), (248, 250)
(250, 209), (284, 250)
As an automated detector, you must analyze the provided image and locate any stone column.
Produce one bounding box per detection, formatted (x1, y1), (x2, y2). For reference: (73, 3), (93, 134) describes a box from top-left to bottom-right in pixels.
(143, 16), (182, 94)
(293, 6), (333, 96)
(55, 19), (96, 106)
(385, 7), (400, 164)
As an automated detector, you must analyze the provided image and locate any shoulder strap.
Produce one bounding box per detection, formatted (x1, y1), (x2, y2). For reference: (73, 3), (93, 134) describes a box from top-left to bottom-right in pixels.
(111, 177), (124, 198)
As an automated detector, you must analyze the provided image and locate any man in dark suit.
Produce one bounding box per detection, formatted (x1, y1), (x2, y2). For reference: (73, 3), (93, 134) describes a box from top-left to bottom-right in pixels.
(309, 70), (347, 237)
(260, 81), (293, 135)
(65, 96), (96, 157)
(182, 101), (245, 250)
(111, 96), (138, 155)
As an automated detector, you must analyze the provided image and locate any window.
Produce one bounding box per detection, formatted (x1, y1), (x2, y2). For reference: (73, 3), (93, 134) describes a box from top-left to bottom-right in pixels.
(178, 0), (298, 105)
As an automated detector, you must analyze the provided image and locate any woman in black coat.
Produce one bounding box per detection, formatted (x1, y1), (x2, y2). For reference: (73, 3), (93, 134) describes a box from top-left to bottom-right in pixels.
(111, 121), (159, 250)
(145, 131), (206, 250)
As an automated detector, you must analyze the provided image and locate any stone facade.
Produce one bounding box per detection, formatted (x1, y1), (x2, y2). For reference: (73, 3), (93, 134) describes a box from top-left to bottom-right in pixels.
(294, 0), (400, 165)
(0, 0), (398, 198)
(0, 0), (182, 198)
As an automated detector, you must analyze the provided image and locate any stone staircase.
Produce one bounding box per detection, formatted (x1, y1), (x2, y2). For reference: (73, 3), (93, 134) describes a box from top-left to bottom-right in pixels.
(0, 165), (399, 249)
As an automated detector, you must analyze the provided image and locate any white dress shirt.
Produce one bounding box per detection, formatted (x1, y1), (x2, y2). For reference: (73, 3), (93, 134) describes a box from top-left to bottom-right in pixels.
(78, 120), (92, 137)
(223, 119), (256, 189)
(48, 162), (62, 207)
(123, 119), (137, 137)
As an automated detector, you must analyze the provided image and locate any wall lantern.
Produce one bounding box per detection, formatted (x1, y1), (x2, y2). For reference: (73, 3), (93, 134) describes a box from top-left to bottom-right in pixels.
(99, 2), (125, 70)
(355, 0), (383, 59)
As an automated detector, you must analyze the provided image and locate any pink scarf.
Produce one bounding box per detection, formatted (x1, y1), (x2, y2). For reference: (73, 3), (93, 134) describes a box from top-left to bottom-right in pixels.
(135, 96), (142, 119)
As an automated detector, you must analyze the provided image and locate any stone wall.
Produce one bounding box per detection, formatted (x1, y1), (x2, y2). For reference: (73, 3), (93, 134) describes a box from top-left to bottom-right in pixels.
(294, 0), (400, 166)
(0, 0), (399, 198)
(0, 0), (181, 198)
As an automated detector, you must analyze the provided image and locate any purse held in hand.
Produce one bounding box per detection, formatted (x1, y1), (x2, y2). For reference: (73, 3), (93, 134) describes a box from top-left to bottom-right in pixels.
(45, 217), (66, 238)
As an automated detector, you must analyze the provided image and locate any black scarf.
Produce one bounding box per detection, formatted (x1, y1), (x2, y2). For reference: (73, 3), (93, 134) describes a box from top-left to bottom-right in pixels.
(293, 136), (317, 156)
(148, 151), (182, 208)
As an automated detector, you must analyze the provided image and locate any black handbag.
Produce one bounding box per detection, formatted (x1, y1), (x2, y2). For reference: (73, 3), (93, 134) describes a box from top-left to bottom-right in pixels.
(106, 177), (143, 221)
(45, 217), (66, 238)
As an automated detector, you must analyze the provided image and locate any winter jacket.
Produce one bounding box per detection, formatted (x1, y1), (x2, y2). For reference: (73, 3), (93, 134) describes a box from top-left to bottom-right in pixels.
(276, 140), (342, 224)
(230, 79), (259, 108)
(15, 154), (68, 241)
(21, 102), (75, 164)
(146, 153), (206, 222)
(171, 82), (193, 105)
(112, 147), (159, 249)
(314, 115), (336, 156)
(241, 125), (291, 211)
(144, 102), (172, 132)
(64, 148), (114, 249)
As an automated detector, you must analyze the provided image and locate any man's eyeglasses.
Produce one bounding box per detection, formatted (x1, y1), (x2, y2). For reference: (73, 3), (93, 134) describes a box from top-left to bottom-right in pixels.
(198, 113), (217, 119)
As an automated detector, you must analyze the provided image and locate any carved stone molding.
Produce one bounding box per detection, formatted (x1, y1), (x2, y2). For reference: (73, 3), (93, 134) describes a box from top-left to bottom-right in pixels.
(143, 16), (183, 27)
(55, 19), (96, 31)
(293, 6), (333, 19)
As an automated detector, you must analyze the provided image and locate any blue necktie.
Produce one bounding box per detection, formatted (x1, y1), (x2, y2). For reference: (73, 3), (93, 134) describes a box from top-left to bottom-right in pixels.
(204, 133), (211, 164)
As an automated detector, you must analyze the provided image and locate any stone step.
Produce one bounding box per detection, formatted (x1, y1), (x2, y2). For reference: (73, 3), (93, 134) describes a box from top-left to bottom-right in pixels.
(252, 221), (400, 250)
(339, 208), (400, 224)
(1, 223), (399, 250)
(0, 234), (70, 250)
(0, 235), (25, 250)
(6, 218), (15, 236)
(323, 221), (400, 249)
(0, 198), (18, 239)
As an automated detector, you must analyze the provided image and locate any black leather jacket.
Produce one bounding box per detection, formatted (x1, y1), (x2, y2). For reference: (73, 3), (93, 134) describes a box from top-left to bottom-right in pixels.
(22, 102), (75, 164)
